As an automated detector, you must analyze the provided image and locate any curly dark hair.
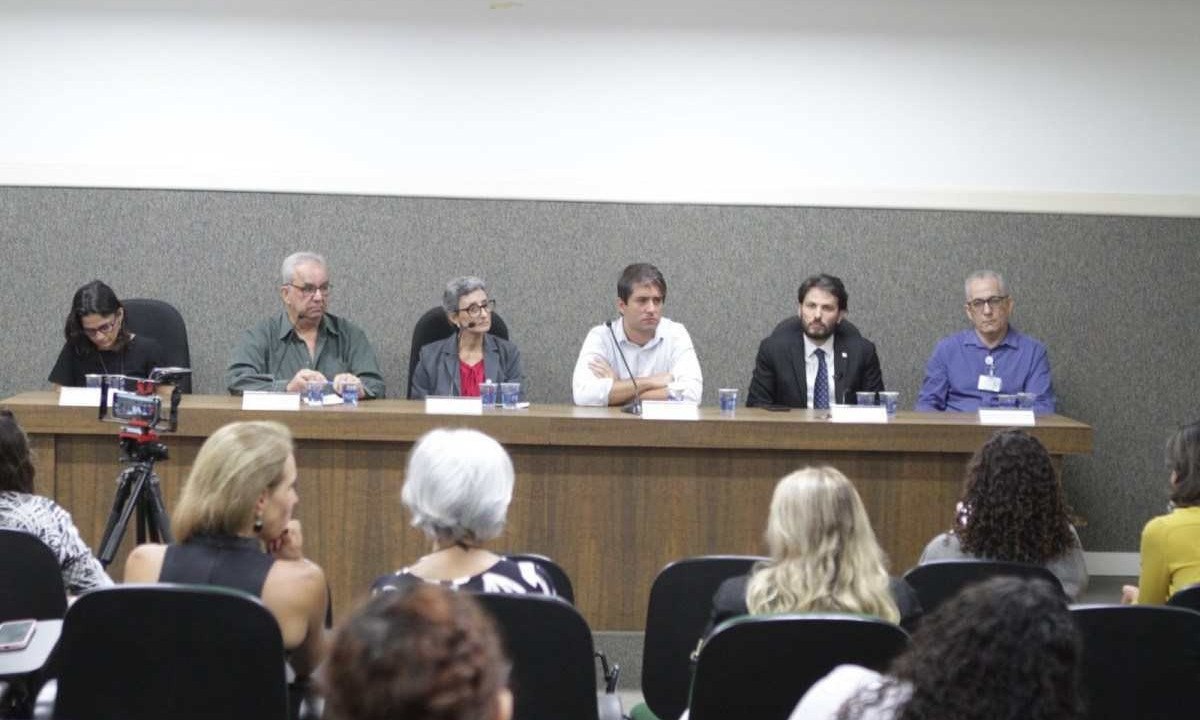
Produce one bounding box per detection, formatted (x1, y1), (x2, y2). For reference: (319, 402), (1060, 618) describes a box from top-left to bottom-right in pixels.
(0, 409), (36, 494)
(321, 584), (510, 720)
(956, 429), (1076, 563)
(837, 576), (1083, 720)
(1167, 420), (1200, 507)
(63, 280), (130, 355)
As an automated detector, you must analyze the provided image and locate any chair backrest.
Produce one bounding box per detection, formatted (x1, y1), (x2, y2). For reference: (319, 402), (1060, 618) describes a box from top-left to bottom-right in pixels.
(52, 584), (289, 720)
(122, 298), (192, 393)
(474, 592), (599, 720)
(688, 613), (910, 720)
(1072, 604), (1200, 720)
(406, 305), (510, 399)
(902, 560), (1065, 616)
(0, 529), (67, 621)
(640, 555), (766, 720)
(504, 552), (575, 605)
(1166, 583), (1200, 612)
(771, 316), (861, 338)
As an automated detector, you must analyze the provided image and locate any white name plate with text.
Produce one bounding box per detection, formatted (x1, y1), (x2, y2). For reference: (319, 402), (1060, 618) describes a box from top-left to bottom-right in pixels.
(978, 408), (1036, 426)
(425, 396), (483, 416)
(830, 405), (889, 424)
(242, 392), (301, 411)
(57, 387), (119, 408)
(640, 400), (700, 421)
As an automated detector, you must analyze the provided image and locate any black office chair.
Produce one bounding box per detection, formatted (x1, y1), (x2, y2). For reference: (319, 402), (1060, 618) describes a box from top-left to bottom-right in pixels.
(51, 584), (290, 720)
(474, 593), (620, 720)
(504, 552), (576, 605)
(1166, 582), (1200, 613)
(123, 298), (192, 393)
(406, 305), (509, 399)
(688, 613), (910, 720)
(636, 555), (766, 720)
(1072, 604), (1200, 720)
(903, 560), (1065, 617)
(0, 530), (67, 622)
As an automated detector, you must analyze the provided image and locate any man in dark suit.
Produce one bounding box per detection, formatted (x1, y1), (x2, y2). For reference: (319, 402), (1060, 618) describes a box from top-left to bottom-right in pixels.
(747, 273), (885, 408)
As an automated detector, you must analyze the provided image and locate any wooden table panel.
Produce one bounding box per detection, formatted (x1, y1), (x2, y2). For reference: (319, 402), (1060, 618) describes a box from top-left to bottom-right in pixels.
(3, 392), (1091, 630)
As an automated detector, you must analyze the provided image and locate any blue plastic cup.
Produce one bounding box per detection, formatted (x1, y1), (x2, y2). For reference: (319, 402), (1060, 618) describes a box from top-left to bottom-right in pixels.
(718, 388), (738, 415)
(479, 380), (498, 407)
(342, 383), (359, 407)
(1016, 392), (1037, 410)
(856, 391), (878, 406)
(879, 391), (899, 415)
(305, 380), (324, 406)
(500, 382), (520, 409)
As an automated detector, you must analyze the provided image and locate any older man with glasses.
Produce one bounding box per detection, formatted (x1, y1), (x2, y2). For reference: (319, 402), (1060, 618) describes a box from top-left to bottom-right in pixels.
(225, 251), (386, 398)
(916, 270), (1055, 413)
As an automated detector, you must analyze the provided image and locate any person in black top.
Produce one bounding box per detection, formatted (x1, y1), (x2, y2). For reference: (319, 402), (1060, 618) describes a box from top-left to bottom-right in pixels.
(48, 280), (166, 387)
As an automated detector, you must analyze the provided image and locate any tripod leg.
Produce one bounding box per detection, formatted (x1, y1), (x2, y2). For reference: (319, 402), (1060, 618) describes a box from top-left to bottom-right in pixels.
(141, 471), (174, 545)
(97, 466), (151, 567)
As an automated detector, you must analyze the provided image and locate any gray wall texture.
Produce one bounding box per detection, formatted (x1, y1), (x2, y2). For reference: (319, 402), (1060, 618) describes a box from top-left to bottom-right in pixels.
(1, 186), (1197, 553)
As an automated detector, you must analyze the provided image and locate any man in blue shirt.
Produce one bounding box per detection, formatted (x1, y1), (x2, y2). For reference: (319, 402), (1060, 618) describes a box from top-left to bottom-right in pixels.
(916, 271), (1055, 413)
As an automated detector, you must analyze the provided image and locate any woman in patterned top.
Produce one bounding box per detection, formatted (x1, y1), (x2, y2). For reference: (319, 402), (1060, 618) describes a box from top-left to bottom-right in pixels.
(0, 408), (112, 595)
(371, 428), (555, 596)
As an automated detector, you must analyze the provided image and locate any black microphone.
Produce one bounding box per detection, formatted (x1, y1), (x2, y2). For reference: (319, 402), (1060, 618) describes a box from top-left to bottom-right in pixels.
(606, 320), (641, 415)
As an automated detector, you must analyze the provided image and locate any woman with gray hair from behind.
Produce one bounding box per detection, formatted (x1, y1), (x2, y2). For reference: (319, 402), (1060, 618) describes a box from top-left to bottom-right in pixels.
(371, 428), (555, 596)
(410, 276), (525, 400)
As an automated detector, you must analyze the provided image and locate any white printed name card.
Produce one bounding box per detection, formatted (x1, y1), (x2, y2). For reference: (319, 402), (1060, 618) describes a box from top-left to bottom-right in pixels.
(58, 387), (119, 407)
(640, 400), (700, 421)
(830, 405), (889, 424)
(425, 396), (483, 416)
(242, 392), (302, 411)
(978, 409), (1036, 426)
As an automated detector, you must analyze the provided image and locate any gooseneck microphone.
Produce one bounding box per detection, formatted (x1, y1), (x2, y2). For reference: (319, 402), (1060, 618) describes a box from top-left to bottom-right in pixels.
(606, 320), (642, 415)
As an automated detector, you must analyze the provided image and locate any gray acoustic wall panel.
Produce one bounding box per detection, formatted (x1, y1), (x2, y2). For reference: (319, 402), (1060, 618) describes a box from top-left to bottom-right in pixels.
(1, 186), (1197, 553)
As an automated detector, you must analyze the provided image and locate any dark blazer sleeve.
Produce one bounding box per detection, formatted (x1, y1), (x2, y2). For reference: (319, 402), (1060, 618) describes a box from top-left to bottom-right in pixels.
(857, 336), (885, 393)
(746, 337), (778, 407)
(410, 337), (451, 400)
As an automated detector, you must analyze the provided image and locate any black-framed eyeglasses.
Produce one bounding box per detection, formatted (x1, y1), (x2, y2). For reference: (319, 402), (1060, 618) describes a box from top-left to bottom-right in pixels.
(83, 318), (120, 336)
(966, 295), (1009, 310)
(288, 282), (332, 298)
(454, 298), (496, 318)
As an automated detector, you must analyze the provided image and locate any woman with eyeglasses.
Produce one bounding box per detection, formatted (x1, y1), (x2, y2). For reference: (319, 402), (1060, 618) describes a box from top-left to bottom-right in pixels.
(48, 280), (166, 388)
(410, 276), (525, 400)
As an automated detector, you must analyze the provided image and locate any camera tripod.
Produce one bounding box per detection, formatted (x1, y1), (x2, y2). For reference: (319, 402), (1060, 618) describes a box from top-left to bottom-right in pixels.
(97, 432), (174, 567)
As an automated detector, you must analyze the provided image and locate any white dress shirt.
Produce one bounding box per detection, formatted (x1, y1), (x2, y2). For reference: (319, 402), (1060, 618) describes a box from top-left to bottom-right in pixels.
(571, 317), (703, 406)
(804, 334), (837, 407)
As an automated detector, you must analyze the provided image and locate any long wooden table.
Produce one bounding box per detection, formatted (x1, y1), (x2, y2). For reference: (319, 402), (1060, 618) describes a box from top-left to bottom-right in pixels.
(4, 391), (1092, 630)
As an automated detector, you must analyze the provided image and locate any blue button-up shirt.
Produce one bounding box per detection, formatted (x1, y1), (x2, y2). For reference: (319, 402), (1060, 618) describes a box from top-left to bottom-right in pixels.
(915, 327), (1056, 413)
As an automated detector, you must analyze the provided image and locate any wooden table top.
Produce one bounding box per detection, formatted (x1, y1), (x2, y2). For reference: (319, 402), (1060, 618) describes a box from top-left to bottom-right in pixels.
(4, 391), (1093, 455)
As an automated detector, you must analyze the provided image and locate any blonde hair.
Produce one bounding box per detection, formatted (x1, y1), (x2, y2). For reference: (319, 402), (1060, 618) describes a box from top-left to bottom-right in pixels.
(745, 467), (899, 623)
(173, 421), (294, 542)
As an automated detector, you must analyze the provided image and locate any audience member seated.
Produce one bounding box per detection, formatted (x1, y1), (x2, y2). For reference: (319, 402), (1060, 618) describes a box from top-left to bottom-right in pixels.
(124, 420), (327, 677)
(48, 280), (167, 388)
(0, 408), (112, 595)
(371, 428), (556, 596)
(704, 467), (921, 641)
(918, 429), (1087, 599)
(1123, 419), (1200, 605)
(410, 276), (525, 399)
(322, 584), (513, 720)
(792, 576), (1082, 720)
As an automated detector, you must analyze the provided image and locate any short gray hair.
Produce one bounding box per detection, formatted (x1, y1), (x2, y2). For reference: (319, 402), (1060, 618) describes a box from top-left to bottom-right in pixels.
(281, 252), (327, 285)
(401, 428), (514, 545)
(442, 276), (488, 315)
(964, 270), (1009, 298)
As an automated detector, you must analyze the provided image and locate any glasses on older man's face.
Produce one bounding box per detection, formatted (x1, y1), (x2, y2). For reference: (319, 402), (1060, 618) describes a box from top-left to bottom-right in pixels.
(288, 282), (332, 298)
(454, 298), (496, 318)
(966, 295), (1009, 311)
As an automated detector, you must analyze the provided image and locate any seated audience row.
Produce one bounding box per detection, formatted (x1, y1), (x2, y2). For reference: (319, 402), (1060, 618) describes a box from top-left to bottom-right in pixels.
(50, 256), (1054, 413)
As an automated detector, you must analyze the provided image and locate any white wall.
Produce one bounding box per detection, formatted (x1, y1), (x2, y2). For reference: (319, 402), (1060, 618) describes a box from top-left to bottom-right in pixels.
(2, 0), (1197, 216)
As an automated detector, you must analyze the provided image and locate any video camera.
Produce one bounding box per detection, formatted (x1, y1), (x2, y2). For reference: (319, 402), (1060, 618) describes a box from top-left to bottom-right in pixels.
(98, 366), (192, 436)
